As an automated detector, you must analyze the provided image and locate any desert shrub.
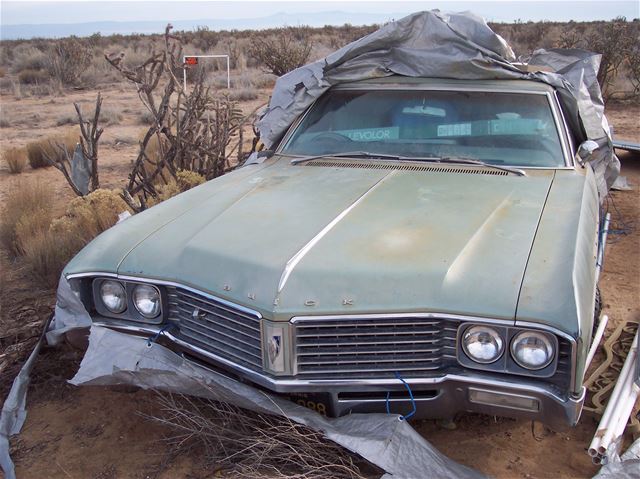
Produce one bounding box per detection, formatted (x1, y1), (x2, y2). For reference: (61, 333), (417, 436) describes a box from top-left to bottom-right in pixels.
(48, 37), (93, 85)
(26, 130), (79, 169)
(100, 107), (123, 125)
(0, 181), (53, 257)
(0, 118), (9, 128)
(3, 148), (28, 173)
(586, 18), (633, 102)
(0, 67), (6, 78)
(18, 68), (49, 85)
(50, 188), (131, 241)
(248, 26), (313, 76)
(17, 226), (84, 288)
(148, 170), (206, 206)
(12, 46), (48, 72)
(228, 88), (258, 101)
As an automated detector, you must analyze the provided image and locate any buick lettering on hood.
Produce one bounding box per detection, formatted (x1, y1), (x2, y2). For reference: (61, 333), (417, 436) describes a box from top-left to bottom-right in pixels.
(63, 77), (607, 425)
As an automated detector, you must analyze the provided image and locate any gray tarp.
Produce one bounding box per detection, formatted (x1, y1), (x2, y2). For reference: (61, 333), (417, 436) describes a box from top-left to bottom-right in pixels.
(71, 325), (484, 479)
(256, 10), (619, 198)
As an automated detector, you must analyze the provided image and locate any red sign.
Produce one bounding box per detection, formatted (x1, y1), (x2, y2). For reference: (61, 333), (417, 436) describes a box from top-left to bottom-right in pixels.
(185, 56), (199, 66)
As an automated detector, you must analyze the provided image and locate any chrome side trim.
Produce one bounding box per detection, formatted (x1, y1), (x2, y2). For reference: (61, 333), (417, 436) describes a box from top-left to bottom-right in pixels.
(67, 271), (118, 279)
(546, 91), (573, 167)
(276, 171), (394, 293)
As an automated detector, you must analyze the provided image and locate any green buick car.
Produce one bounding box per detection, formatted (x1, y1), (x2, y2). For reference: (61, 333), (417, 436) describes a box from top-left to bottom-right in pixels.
(63, 77), (606, 425)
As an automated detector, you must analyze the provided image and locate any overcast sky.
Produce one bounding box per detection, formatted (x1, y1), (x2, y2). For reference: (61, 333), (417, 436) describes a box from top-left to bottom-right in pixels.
(1, 0), (638, 26)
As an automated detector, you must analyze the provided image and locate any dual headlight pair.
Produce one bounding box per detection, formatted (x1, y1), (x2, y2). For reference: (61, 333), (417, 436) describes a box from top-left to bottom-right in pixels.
(99, 280), (161, 319)
(462, 325), (554, 370)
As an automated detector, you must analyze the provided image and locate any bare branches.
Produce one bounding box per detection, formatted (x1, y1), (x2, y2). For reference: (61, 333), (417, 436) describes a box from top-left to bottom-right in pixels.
(106, 24), (249, 211)
(249, 27), (313, 77)
(45, 93), (103, 196)
(144, 393), (373, 479)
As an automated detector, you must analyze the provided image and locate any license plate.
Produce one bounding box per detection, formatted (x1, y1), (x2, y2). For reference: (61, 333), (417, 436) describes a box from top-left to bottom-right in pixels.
(287, 392), (334, 417)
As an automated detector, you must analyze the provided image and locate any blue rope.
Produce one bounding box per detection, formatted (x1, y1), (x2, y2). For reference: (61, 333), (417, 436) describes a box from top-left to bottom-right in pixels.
(385, 371), (417, 421)
(146, 324), (175, 347)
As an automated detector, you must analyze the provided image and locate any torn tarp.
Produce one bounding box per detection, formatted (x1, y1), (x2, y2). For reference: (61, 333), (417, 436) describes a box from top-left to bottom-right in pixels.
(256, 10), (619, 198)
(71, 325), (484, 479)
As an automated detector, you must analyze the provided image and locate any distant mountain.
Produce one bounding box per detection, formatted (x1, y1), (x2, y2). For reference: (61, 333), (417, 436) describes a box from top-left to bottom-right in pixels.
(0, 11), (404, 40)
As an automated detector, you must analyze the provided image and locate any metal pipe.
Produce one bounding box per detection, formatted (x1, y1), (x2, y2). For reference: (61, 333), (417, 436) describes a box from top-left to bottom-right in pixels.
(595, 212), (611, 281)
(588, 328), (639, 457)
(585, 315), (609, 372)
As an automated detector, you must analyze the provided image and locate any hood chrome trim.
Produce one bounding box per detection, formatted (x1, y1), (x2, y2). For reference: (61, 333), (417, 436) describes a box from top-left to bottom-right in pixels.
(276, 170), (395, 294)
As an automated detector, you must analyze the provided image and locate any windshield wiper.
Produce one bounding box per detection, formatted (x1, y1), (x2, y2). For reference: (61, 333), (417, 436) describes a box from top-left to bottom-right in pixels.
(439, 157), (526, 176)
(289, 151), (441, 165)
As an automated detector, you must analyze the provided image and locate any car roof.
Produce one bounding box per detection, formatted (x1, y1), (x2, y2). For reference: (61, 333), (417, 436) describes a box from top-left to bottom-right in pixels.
(333, 75), (556, 94)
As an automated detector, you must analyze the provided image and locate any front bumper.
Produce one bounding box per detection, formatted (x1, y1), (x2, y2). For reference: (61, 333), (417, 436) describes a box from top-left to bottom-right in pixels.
(84, 320), (585, 426)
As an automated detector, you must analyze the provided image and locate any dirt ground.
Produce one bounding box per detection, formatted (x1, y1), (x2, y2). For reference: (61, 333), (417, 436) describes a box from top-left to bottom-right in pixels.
(0, 83), (638, 478)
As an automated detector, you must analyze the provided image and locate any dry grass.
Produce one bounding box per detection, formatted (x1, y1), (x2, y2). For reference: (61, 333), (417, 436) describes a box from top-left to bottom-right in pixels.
(26, 129), (79, 168)
(11, 188), (131, 288)
(17, 228), (84, 288)
(18, 68), (49, 85)
(228, 88), (258, 102)
(146, 393), (373, 479)
(0, 181), (54, 257)
(3, 147), (28, 173)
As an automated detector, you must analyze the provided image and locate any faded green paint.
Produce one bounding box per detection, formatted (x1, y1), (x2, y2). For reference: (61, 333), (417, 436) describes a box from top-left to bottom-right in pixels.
(517, 165), (599, 391)
(66, 156), (577, 325)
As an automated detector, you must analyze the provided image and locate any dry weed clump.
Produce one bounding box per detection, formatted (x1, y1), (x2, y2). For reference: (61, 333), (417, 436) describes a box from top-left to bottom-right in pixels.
(0, 181), (53, 257)
(14, 188), (131, 288)
(26, 129), (79, 169)
(148, 170), (206, 206)
(50, 188), (131, 241)
(18, 68), (50, 85)
(228, 88), (258, 102)
(3, 148), (28, 174)
(146, 394), (371, 479)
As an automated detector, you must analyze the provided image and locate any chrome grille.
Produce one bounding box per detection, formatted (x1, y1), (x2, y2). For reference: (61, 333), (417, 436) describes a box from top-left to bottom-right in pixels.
(167, 287), (263, 371)
(294, 317), (459, 379)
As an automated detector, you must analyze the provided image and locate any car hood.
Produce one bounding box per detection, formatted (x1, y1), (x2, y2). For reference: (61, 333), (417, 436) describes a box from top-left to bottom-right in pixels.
(111, 159), (555, 321)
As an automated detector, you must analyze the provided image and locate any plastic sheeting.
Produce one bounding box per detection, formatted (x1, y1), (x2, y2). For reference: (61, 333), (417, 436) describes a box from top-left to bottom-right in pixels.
(70, 325), (484, 479)
(256, 10), (619, 198)
(594, 437), (640, 479)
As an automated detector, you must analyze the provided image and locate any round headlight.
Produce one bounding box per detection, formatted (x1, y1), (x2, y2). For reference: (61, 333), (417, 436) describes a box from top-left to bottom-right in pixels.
(511, 331), (554, 370)
(462, 325), (504, 364)
(100, 280), (127, 314)
(133, 284), (161, 318)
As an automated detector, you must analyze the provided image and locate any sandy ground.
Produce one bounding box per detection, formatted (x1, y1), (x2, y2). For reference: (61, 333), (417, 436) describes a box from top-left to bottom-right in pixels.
(0, 82), (638, 478)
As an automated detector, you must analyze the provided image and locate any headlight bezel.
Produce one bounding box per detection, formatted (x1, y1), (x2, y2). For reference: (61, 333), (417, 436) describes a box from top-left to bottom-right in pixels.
(92, 278), (164, 324)
(457, 322), (559, 378)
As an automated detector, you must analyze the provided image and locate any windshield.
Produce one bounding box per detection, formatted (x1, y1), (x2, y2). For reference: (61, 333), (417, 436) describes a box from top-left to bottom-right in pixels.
(280, 89), (566, 167)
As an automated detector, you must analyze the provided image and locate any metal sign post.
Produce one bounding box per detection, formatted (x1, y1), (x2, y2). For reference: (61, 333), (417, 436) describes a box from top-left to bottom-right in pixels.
(183, 54), (231, 90)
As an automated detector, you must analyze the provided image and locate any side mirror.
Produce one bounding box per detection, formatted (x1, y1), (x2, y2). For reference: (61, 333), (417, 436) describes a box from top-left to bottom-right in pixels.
(576, 140), (599, 166)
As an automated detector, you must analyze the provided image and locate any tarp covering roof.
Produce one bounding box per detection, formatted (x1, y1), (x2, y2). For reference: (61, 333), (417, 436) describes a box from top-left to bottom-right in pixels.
(256, 10), (619, 197)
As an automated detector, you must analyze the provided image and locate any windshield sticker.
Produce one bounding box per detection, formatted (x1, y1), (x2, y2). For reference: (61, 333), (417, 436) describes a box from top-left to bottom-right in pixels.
(335, 127), (400, 141)
(437, 123), (472, 137)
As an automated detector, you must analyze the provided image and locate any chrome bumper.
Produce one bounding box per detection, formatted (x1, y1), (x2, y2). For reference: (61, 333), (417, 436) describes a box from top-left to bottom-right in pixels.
(89, 320), (584, 426)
